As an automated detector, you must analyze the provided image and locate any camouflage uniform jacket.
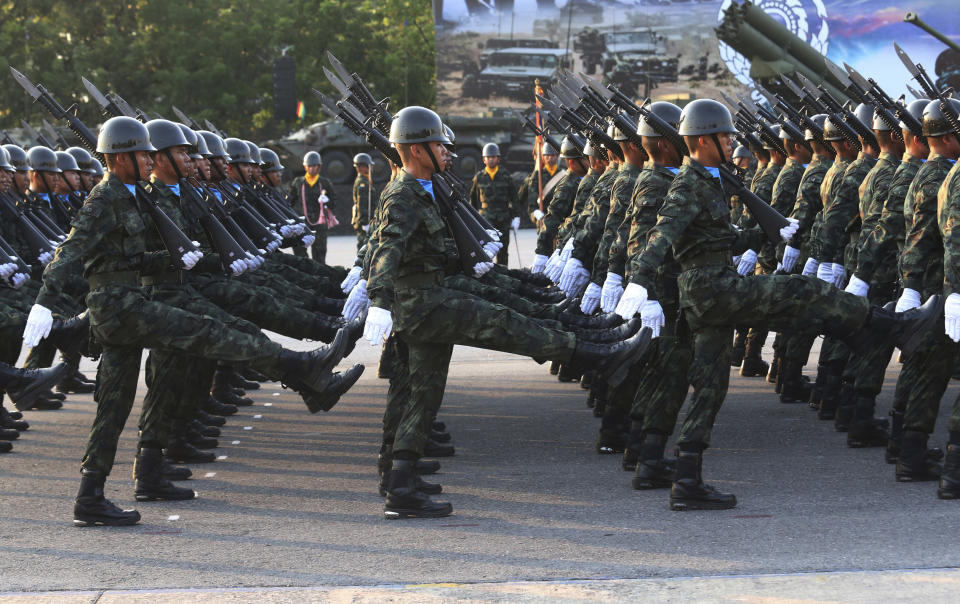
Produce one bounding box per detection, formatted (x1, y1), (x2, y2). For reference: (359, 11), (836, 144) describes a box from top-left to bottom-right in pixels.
(568, 164), (618, 263)
(631, 156), (765, 301)
(367, 170), (449, 313)
(144, 180), (226, 276)
(36, 174), (170, 314)
(850, 151), (899, 284)
(534, 169), (582, 256)
(738, 160), (781, 231)
(761, 158), (805, 269)
(937, 159), (960, 295)
(622, 164), (680, 308)
(900, 154), (954, 297)
(788, 155), (832, 254)
(590, 162), (643, 285)
(288, 174), (336, 225)
(352, 173), (374, 230)
(818, 153), (876, 266)
(469, 167), (520, 225)
(854, 154), (923, 284)
(809, 157), (851, 261)
(556, 168), (600, 244)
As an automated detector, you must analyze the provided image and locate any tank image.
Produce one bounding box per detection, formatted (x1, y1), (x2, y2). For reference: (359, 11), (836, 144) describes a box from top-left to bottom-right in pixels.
(904, 12), (960, 93)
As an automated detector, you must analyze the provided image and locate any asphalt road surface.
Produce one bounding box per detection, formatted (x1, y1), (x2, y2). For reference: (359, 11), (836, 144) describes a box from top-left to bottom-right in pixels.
(1, 231), (958, 602)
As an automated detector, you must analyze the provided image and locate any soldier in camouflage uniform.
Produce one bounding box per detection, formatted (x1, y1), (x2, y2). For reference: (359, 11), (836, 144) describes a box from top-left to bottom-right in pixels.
(555, 141), (606, 250)
(530, 138), (587, 275)
(351, 153), (375, 251)
(469, 143), (521, 265)
(611, 100), (939, 511)
(21, 117), (350, 527)
(288, 151), (336, 262)
(362, 107), (650, 519)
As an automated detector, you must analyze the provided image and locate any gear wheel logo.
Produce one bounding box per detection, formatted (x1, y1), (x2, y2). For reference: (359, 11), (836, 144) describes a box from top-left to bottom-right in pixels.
(717, 0), (830, 88)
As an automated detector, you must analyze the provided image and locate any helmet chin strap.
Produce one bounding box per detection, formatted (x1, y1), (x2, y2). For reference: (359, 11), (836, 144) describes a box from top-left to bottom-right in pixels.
(420, 142), (441, 174)
(710, 134), (729, 166)
(128, 152), (141, 183)
(164, 149), (184, 182)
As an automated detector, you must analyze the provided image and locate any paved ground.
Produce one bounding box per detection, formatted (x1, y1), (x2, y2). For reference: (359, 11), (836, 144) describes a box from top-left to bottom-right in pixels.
(1, 232), (958, 601)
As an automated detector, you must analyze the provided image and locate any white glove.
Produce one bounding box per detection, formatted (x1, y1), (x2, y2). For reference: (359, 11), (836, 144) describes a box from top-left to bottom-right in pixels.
(341, 265), (363, 293)
(815, 262), (833, 283)
(558, 257), (586, 295)
(318, 194), (329, 205)
(266, 239), (281, 253)
(531, 253), (549, 274)
(181, 250), (203, 270)
(533, 209), (545, 221)
(301, 234), (316, 247)
(844, 275), (869, 298)
(280, 225), (295, 238)
(736, 249), (758, 276)
(23, 304), (54, 348)
(560, 237), (575, 264)
(580, 282), (601, 314)
(895, 288), (922, 313)
(0, 262), (16, 279)
(510, 217), (521, 231)
(779, 217), (799, 242)
(781, 246), (801, 273)
(802, 257), (819, 276)
(640, 300), (665, 338)
(245, 251), (263, 270)
(473, 261), (494, 278)
(830, 263), (846, 288)
(362, 224), (370, 233)
(945, 293), (960, 342)
(544, 250), (565, 283)
(11, 272), (28, 288)
(600, 272), (624, 313)
(38, 251), (53, 265)
(486, 229), (501, 242)
(483, 241), (503, 260)
(363, 306), (392, 347)
(614, 282), (648, 320)
(732, 255), (741, 266)
(343, 279), (369, 321)
(229, 258), (247, 276)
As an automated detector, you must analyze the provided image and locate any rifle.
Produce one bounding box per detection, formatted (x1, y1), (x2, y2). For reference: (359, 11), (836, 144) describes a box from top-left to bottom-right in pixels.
(42, 118), (71, 150)
(20, 120), (55, 149)
(0, 231), (31, 278)
(843, 64), (923, 139)
(11, 68), (201, 261)
(796, 72), (877, 150)
(512, 109), (564, 161)
(826, 62), (905, 143)
(176, 180), (248, 273)
(172, 106), (203, 131)
(0, 129), (18, 146)
(0, 190), (56, 261)
(720, 91), (789, 157)
(782, 75), (862, 151)
(215, 183), (282, 251)
(190, 179), (263, 257)
(757, 82), (831, 150)
(894, 42), (960, 146)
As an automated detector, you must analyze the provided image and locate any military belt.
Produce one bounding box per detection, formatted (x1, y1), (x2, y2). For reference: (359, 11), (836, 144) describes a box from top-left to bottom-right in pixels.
(396, 272), (443, 289)
(140, 270), (185, 286)
(87, 270), (140, 291)
(679, 250), (733, 271)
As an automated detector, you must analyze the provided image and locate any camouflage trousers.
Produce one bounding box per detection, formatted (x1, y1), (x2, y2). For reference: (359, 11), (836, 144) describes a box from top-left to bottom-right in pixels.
(632, 303), (692, 436)
(677, 268), (869, 447)
(897, 329), (959, 434)
(849, 283), (898, 397)
(355, 229), (369, 252)
(80, 285), (286, 475)
(388, 283), (575, 457)
(273, 250), (347, 284)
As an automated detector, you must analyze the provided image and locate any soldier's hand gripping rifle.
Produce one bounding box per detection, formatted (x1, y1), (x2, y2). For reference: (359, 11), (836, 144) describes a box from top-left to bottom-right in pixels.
(189, 178), (264, 261)
(0, 190), (56, 262)
(0, 231), (31, 282)
(894, 42), (960, 147)
(172, 180), (248, 275)
(14, 68), (202, 265)
(843, 64), (924, 140)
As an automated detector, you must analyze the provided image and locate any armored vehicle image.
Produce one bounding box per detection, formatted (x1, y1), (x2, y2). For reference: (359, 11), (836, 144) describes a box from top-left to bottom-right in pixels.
(463, 48), (572, 101)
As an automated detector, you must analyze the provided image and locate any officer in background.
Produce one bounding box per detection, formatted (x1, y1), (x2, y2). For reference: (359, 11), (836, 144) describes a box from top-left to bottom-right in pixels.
(352, 152), (375, 251)
(469, 143), (520, 265)
(288, 151), (336, 262)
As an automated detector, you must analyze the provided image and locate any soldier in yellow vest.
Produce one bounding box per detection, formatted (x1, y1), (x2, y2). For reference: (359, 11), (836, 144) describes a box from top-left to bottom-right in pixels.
(469, 143), (521, 265)
(288, 151), (336, 262)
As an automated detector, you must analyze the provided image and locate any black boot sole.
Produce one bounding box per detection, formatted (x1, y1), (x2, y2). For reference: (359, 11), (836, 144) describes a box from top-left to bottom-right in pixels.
(632, 477), (672, 490)
(937, 487), (960, 499)
(669, 497), (737, 511)
(135, 490), (198, 502)
(384, 504), (453, 519)
(73, 514), (140, 527)
(9, 363), (71, 411)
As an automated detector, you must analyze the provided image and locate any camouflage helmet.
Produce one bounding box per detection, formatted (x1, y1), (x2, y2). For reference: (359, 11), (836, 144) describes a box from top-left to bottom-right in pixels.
(559, 136), (582, 159)
(482, 143), (500, 157)
(353, 152), (373, 166)
(197, 130), (229, 159)
(89, 158), (104, 176)
(27, 146), (61, 172)
(921, 99), (960, 138)
(303, 150), (322, 166)
(194, 131), (210, 156)
(55, 150), (81, 172)
(176, 123), (203, 158)
(852, 103), (874, 132)
(244, 141), (261, 165)
(0, 147), (14, 171)
(259, 148), (284, 172)
(2, 144), (29, 171)
(542, 142), (558, 156)
(899, 99), (929, 133)
(638, 101), (682, 137)
(872, 109), (893, 132)
(225, 138), (255, 164)
(145, 119), (190, 151)
(388, 106), (451, 144)
(822, 116), (846, 141)
(96, 116), (156, 154)
(583, 140), (596, 157)
(442, 124), (456, 145)
(608, 119), (632, 142)
(732, 144), (753, 160)
(804, 114), (829, 142)
(677, 99), (737, 136)
(65, 147), (96, 173)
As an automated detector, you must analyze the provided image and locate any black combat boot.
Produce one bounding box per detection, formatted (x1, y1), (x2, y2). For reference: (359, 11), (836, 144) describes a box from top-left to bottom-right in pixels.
(185, 426), (218, 450)
(0, 405), (28, 431)
(196, 407), (227, 427)
(518, 282), (565, 303)
(847, 395), (889, 447)
(557, 363), (581, 383)
(383, 459), (452, 519)
(377, 450), (442, 497)
(242, 367), (270, 382)
(230, 369), (260, 391)
(580, 371), (595, 390)
(430, 429), (452, 443)
(45, 312), (90, 355)
(310, 295), (346, 315)
(203, 396), (237, 417)
(276, 328), (348, 396)
(847, 296), (943, 355)
(424, 438), (455, 457)
(896, 431), (942, 482)
(301, 364), (365, 414)
(833, 383), (856, 432)
(817, 371), (843, 420)
(73, 469), (141, 527)
(558, 310), (623, 330)
(56, 365), (96, 394)
(569, 328), (652, 388)
(669, 449), (737, 511)
(573, 318), (642, 345)
(622, 421), (645, 471)
(739, 340), (768, 378)
(160, 458), (192, 481)
(0, 427), (19, 441)
(0, 362), (70, 411)
(431, 420), (446, 432)
(886, 410), (904, 464)
(0, 441), (10, 453)
(549, 360), (561, 375)
(767, 349), (781, 386)
(415, 459), (441, 474)
(632, 433), (674, 490)
(938, 443), (960, 499)
(808, 364), (828, 410)
(779, 360), (811, 404)
(730, 330), (746, 367)
(190, 419), (220, 438)
(134, 447), (197, 501)
(166, 429), (216, 464)
(212, 367), (253, 407)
